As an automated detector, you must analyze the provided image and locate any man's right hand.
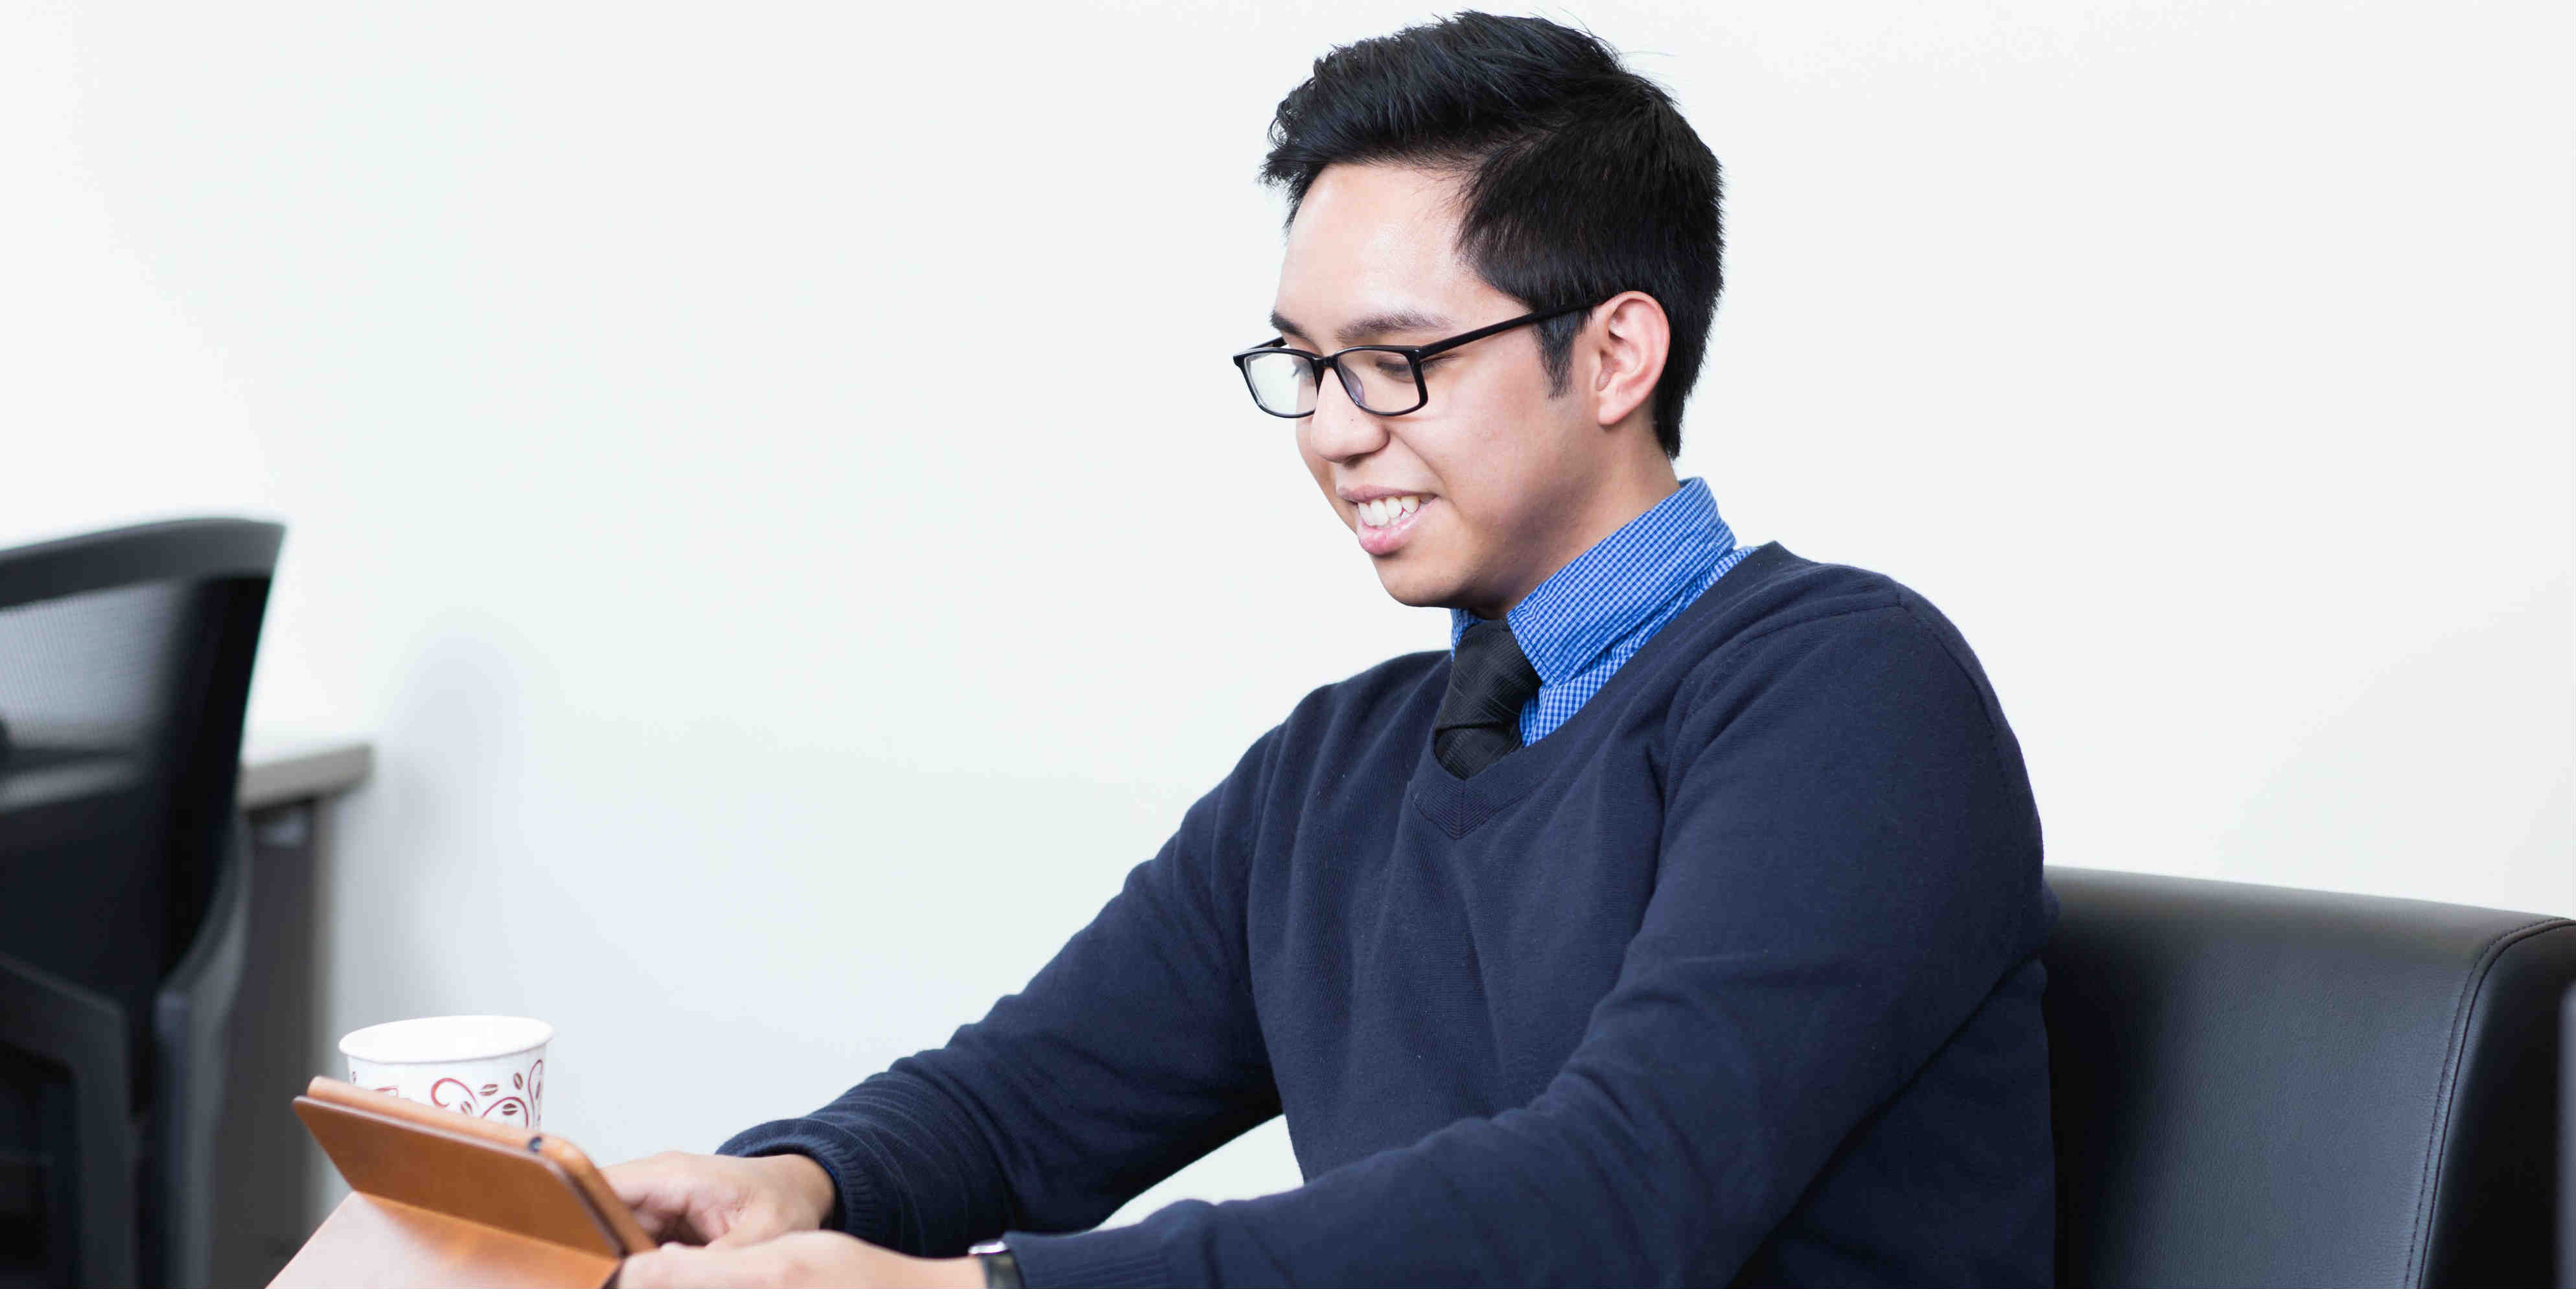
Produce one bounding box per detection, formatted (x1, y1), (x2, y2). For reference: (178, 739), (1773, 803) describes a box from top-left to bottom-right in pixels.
(603, 1150), (837, 1248)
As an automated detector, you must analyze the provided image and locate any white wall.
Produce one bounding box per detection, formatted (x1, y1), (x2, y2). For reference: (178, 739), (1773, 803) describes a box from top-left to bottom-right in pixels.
(4, 0), (2568, 1231)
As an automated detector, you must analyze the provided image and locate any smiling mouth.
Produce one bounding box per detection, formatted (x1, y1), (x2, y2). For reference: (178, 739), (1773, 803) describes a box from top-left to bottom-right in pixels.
(1354, 494), (1427, 528)
(1351, 494), (1433, 556)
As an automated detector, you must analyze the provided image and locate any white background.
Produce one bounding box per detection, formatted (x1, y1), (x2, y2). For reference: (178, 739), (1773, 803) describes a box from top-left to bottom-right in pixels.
(4, 0), (2569, 1230)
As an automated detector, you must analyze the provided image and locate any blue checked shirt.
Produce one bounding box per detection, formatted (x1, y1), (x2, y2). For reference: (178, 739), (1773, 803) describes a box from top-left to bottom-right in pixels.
(1448, 476), (1754, 745)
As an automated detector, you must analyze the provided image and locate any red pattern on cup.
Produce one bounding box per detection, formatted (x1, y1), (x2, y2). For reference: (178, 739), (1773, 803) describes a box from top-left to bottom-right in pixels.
(351, 1057), (546, 1126)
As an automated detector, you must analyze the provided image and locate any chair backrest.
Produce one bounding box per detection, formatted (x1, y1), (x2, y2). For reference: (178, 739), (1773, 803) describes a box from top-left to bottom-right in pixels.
(2043, 866), (2576, 1288)
(2563, 984), (2575, 1288)
(0, 519), (279, 1086)
(0, 518), (282, 1286)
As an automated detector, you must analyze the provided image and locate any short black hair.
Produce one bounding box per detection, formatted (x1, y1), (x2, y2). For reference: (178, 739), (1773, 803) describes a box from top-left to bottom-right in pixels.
(1261, 12), (1723, 457)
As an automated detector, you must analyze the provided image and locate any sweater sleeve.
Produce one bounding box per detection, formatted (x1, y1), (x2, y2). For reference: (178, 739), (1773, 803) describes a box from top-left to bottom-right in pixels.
(1003, 607), (2053, 1288)
(715, 724), (1286, 1255)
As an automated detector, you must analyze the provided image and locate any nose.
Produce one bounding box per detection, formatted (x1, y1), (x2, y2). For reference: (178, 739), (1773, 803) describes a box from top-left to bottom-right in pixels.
(1301, 364), (1390, 464)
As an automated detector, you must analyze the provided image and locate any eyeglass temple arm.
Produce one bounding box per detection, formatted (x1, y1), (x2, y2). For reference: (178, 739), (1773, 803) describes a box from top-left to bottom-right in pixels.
(1407, 301), (1599, 360)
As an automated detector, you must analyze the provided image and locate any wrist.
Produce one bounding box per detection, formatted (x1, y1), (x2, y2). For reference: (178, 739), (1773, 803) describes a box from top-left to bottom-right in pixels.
(761, 1151), (838, 1230)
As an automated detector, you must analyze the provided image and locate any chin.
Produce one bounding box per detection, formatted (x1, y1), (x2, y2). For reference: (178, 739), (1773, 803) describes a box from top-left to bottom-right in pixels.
(1371, 562), (1461, 610)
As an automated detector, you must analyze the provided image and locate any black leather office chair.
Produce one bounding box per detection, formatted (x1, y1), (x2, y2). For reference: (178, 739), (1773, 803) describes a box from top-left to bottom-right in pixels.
(0, 518), (282, 1288)
(2562, 982), (2575, 1288)
(2045, 866), (2576, 1287)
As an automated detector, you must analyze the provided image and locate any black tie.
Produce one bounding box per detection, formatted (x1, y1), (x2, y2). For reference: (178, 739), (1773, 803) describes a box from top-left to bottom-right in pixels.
(1435, 618), (1544, 779)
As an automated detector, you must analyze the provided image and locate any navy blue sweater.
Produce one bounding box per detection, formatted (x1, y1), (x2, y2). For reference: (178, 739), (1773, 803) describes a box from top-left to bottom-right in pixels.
(722, 543), (2058, 1286)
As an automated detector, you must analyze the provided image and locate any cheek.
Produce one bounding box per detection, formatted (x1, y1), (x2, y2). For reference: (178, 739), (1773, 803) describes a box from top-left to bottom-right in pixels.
(1431, 354), (1552, 450)
(1474, 349), (1565, 415)
(1422, 380), (1576, 535)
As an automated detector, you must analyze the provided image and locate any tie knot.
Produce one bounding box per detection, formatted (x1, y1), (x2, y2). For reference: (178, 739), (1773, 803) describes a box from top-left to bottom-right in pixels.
(1434, 618), (1544, 778)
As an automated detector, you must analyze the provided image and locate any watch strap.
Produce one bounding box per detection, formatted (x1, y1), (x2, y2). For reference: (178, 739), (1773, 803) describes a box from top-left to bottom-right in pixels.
(971, 1243), (1023, 1289)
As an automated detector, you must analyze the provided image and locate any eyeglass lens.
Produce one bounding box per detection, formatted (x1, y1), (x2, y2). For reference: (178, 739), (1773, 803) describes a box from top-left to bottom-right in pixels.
(1241, 349), (1423, 416)
(1242, 351), (1318, 415)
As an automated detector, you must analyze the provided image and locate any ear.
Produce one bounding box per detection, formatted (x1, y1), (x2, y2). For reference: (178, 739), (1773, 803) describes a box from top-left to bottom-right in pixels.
(1587, 290), (1670, 432)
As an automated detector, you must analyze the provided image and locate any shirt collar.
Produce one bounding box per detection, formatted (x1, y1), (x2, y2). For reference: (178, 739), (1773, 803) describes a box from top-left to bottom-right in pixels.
(1448, 476), (1737, 686)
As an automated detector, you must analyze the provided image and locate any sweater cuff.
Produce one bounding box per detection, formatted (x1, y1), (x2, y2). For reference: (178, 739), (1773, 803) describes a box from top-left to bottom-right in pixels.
(715, 1117), (888, 1245)
(1003, 1222), (1172, 1289)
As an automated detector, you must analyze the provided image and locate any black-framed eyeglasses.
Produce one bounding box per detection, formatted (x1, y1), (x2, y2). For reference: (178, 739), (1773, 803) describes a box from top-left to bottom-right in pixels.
(1229, 300), (1601, 419)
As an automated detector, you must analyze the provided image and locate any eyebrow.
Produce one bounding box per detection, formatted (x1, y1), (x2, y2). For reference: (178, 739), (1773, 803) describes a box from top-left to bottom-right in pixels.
(1268, 307), (1456, 347)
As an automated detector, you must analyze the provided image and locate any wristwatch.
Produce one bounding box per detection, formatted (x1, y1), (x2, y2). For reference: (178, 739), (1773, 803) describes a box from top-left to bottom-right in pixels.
(968, 1239), (1023, 1288)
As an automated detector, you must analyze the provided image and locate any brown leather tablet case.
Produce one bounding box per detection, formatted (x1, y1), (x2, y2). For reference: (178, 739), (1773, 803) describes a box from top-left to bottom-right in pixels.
(268, 1077), (656, 1289)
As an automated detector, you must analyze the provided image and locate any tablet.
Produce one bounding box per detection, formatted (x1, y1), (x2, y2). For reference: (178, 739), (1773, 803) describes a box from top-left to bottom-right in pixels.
(270, 1076), (656, 1289)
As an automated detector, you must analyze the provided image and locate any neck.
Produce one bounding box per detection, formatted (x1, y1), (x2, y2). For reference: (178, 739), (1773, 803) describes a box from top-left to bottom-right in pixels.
(1464, 448), (1680, 620)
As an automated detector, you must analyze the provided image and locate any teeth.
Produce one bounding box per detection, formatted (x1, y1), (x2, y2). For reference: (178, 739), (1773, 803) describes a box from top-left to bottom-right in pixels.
(1355, 495), (1425, 528)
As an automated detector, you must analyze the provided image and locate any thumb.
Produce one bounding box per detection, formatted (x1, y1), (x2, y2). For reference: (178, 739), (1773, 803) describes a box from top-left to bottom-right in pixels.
(617, 1243), (700, 1289)
(702, 1192), (811, 1249)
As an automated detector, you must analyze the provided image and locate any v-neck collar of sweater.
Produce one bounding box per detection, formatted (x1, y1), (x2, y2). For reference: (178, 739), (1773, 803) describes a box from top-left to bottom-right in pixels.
(1413, 540), (1800, 837)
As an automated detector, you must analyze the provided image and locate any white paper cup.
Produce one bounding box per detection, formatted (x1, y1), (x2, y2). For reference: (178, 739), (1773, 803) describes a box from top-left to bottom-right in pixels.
(340, 1015), (551, 1129)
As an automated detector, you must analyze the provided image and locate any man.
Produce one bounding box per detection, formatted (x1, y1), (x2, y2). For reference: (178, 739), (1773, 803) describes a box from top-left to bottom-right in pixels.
(616, 13), (2056, 1288)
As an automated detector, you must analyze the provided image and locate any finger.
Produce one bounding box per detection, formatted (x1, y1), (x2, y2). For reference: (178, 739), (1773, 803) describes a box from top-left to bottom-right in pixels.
(703, 1207), (786, 1250)
(620, 1244), (717, 1289)
(601, 1160), (690, 1239)
(601, 1158), (662, 1206)
(615, 1202), (675, 1242)
(616, 1248), (676, 1289)
(621, 1243), (778, 1289)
